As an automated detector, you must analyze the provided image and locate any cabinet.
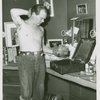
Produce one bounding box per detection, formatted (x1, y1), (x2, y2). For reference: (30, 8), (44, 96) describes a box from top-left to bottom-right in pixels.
(46, 72), (96, 100)
(46, 74), (70, 100)
(3, 70), (20, 100)
(69, 82), (96, 100)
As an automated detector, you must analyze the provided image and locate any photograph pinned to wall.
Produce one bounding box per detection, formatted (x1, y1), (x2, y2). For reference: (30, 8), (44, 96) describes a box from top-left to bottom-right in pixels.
(76, 3), (88, 15)
(4, 22), (19, 47)
(36, 0), (54, 17)
(48, 39), (63, 48)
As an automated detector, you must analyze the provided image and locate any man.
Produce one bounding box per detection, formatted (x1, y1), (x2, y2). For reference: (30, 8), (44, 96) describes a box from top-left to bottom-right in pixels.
(10, 4), (53, 100)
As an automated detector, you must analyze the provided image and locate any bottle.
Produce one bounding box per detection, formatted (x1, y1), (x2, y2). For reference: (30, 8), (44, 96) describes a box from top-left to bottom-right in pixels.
(85, 64), (89, 74)
(3, 47), (8, 65)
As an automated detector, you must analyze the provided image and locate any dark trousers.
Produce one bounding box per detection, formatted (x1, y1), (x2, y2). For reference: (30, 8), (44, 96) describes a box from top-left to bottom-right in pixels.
(16, 53), (46, 100)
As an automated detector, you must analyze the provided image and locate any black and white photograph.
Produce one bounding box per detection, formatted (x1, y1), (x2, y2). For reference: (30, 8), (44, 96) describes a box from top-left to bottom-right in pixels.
(48, 39), (63, 48)
(36, 0), (54, 17)
(76, 3), (88, 14)
(1, 0), (98, 100)
(4, 22), (19, 47)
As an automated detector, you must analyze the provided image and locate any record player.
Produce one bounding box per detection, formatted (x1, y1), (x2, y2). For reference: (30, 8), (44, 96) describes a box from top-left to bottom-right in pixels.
(50, 38), (96, 74)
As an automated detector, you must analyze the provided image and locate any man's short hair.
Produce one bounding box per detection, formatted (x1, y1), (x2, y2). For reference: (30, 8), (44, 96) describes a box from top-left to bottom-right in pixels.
(31, 4), (48, 15)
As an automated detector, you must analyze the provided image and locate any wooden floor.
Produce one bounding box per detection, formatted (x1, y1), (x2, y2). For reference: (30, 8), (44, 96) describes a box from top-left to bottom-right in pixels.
(3, 70), (20, 100)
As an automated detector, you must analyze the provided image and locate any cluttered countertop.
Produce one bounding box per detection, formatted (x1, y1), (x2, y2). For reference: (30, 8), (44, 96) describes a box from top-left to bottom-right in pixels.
(45, 38), (96, 90)
(46, 58), (96, 90)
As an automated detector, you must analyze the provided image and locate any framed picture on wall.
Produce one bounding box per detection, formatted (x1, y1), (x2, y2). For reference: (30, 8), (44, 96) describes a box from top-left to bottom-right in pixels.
(36, 0), (54, 17)
(76, 3), (88, 15)
(4, 22), (19, 47)
(48, 39), (63, 48)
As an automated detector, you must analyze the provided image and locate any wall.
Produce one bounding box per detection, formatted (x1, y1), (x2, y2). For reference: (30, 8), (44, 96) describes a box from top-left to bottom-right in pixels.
(2, 0), (36, 30)
(45, 0), (67, 39)
(2, 0), (68, 39)
(67, 0), (96, 29)
(3, 0), (36, 22)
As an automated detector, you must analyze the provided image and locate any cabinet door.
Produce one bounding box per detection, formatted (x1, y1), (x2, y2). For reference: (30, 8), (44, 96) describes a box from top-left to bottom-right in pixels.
(80, 87), (96, 100)
(70, 82), (96, 100)
(46, 74), (70, 100)
(3, 70), (20, 100)
(70, 82), (81, 100)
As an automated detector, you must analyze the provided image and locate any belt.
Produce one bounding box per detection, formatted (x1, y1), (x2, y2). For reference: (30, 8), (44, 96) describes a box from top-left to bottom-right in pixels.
(19, 51), (44, 56)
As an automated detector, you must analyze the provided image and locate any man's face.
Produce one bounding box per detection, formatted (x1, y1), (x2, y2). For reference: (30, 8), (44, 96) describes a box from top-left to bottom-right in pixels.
(33, 9), (47, 25)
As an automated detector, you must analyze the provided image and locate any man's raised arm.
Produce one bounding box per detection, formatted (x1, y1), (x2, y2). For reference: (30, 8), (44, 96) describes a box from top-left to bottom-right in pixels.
(10, 8), (29, 26)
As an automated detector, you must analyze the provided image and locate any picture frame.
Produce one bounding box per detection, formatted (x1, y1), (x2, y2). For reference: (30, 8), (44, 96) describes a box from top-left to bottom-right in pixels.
(48, 39), (63, 48)
(4, 22), (19, 47)
(76, 3), (88, 15)
(36, 0), (54, 17)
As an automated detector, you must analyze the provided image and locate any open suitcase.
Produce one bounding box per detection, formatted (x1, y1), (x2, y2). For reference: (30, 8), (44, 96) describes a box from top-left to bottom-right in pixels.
(50, 38), (96, 74)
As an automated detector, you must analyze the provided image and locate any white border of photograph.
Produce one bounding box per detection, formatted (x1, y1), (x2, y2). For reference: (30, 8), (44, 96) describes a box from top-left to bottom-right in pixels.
(76, 3), (88, 15)
(36, 0), (54, 17)
(48, 39), (63, 48)
(4, 22), (19, 47)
